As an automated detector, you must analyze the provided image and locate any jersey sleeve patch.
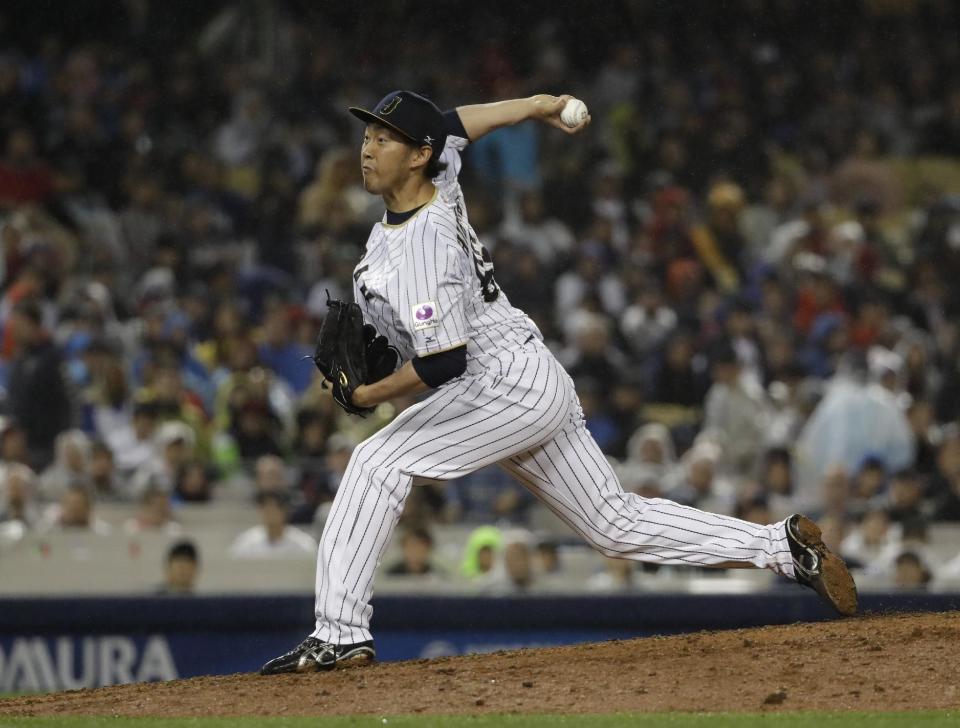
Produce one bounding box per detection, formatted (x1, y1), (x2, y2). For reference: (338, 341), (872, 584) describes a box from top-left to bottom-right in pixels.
(411, 301), (440, 331)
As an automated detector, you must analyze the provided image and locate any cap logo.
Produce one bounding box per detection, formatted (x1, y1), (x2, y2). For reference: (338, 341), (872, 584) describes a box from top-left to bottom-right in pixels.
(380, 96), (402, 115)
(424, 135), (434, 145)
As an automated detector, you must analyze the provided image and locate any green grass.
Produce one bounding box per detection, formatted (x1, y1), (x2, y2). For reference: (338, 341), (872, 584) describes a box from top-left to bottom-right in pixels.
(0, 714), (956, 728)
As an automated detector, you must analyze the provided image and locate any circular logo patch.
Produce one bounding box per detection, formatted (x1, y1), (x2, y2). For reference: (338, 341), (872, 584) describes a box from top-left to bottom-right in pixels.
(416, 305), (434, 321)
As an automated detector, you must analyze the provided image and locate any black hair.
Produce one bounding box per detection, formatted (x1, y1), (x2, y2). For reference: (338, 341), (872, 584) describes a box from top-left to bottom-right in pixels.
(401, 137), (447, 179)
(402, 525), (433, 547)
(12, 298), (42, 326)
(424, 154), (448, 180)
(167, 539), (199, 563)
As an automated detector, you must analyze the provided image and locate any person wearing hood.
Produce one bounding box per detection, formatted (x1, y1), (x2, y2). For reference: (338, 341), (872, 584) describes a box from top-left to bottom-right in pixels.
(795, 348), (914, 511)
(460, 525), (503, 583)
(619, 423), (678, 492)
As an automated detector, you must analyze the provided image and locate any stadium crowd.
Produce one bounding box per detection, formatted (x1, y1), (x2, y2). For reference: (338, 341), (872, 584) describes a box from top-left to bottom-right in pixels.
(2, 1), (960, 593)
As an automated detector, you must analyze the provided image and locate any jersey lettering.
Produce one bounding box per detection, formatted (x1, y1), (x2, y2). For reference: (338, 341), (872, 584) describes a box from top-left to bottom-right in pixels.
(453, 198), (500, 303)
(353, 265), (374, 301)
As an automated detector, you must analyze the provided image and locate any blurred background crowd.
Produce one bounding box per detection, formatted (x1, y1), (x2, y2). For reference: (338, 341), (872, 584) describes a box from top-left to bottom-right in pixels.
(2, 0), (960, 595)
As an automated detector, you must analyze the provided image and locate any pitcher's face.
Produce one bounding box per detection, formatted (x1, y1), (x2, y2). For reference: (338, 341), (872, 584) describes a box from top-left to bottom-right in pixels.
(360, 123), (419, 195)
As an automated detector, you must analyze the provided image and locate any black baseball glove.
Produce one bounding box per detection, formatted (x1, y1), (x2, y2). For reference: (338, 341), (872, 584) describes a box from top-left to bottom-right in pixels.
(313, 295), (372, 416)
(312, 295), (400, 416)
(363, 323), (400, 384)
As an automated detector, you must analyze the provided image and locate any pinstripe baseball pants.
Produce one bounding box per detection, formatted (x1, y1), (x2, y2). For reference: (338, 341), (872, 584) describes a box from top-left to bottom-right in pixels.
(311, 339), (796, 644)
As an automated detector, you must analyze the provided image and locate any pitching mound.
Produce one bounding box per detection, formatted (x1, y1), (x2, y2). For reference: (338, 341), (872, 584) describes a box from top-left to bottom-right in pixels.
(2, 611), (959, 716)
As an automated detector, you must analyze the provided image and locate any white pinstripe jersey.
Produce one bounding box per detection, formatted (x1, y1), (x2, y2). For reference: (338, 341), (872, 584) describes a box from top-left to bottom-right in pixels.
(352, 134), (542, 376)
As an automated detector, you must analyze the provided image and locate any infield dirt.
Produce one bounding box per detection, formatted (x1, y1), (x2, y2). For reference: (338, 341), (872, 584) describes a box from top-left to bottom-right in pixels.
(2, 611), (958, 717)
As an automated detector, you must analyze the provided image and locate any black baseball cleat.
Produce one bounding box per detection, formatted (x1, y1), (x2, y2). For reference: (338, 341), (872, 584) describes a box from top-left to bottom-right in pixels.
(259, 637), (376, 675)
(786, 514), (858, 616)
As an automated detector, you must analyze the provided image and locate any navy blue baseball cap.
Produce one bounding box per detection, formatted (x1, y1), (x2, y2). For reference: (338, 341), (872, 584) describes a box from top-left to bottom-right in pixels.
(349, 90), (446, 163)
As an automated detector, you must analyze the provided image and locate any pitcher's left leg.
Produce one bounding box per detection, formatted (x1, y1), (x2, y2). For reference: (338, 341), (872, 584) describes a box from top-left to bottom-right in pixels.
(501, 418), (857, 613)
(501, 420), (795, 573)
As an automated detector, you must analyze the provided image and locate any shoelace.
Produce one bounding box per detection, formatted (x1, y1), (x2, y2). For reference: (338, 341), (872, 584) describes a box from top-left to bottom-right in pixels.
(787, 519), (823, 583)
(304, 642), (337, 665)
(793, 547), (821, 581)
(284, 637), (321, 658)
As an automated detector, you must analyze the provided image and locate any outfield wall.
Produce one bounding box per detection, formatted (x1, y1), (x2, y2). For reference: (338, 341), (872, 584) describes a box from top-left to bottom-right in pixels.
(1, 592), (957, 692)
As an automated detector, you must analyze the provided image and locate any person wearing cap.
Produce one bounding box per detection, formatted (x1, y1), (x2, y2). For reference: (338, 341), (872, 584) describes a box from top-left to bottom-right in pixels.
(261, 89), (857, 677)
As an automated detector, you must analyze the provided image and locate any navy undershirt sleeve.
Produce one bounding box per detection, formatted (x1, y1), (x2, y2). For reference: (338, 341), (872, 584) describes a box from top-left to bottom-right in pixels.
(411, 345), (467, 388)
(443, 110), (469, 141)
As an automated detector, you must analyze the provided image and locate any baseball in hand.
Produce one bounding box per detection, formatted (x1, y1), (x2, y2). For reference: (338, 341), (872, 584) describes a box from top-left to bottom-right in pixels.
(560, 98), (589, 128)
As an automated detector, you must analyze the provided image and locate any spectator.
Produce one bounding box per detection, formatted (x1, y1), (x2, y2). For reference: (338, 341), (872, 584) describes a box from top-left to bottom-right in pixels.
(446, 467), (534, 525)
(645, 331), (709, 408)
(297, 147), (375, 234)
(668, 441), (736, 515)
(483, 529), (536, 595)
(893, 551), (931, 589)
(6, 299), (73, 469)
(38, 430), (91, 501)
(795, 352), (914, 511)
(605, 376), (647, 458)
(124, 486), (182, 535)
(386, 526), (438, 576)
(174, 461), (215, 503)
(619, 423), (677, 492)
(756, 447), (795, 517)
(0, 418), (30, 466)
(39, 483), (112, 535)
(818, 465), (852, 523)
(619, 280), (678, 358)
(229, 396), (285, 460)
(534, 540), (561, 577)
(701, 342), (769, 476)
(257, 303), (313, 395)
(253, 454), (289, 496)
(88, 440), (122, 501)
(587, 556), (636, 593)
(460, 525), (502, 581)
(906, 398), (938, 476)
(499, 190), (575, 265)
(0, 463), (39, 541)
(102, 400), (160, 479)
(928, 427), (960, 521)
(883, 470), (927, 525)
(157, 540), (201, 595)
(130, 420), (197, 498)
(560, 312), (629, 397)
(229, 491), (316, 558)
(555, 251), (627, 327)
(500, 532), (535, 594)
(289, 409), (334, 523)
(839, 508), (896, 570)
(0, 127), (53, 207)
(735, 496), (774, 526)
(849, 456), (888, 514)
(932, 473), (960, 522)
(690, 182), (747, 294)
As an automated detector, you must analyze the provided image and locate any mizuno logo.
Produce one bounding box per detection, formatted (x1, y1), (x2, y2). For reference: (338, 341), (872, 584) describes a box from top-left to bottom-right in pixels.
(424, 135), (434, 144)
(380, 97), (402, 115)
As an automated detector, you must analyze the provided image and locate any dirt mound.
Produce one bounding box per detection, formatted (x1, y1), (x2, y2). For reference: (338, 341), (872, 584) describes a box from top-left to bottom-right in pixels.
(2, 612), (959, 716)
